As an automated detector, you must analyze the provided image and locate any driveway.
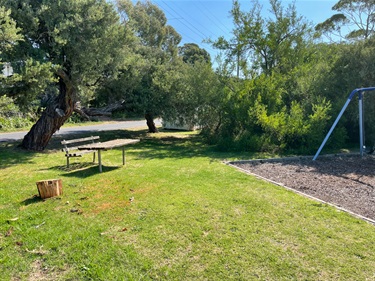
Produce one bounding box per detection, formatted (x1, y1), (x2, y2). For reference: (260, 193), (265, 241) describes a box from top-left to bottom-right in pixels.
(0, 119), (162, 142)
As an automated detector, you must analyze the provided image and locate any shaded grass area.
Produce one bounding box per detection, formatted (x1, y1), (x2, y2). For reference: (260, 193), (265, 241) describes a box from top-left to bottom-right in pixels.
(1, 129), (375, 280)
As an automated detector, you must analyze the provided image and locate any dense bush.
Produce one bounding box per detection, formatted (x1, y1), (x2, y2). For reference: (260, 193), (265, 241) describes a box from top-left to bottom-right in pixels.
(0, 95), (33, 130)
(200, 72), (336, 154)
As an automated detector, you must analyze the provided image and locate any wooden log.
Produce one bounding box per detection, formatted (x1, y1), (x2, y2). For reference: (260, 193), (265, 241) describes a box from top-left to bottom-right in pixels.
(36, 179), (63, 199)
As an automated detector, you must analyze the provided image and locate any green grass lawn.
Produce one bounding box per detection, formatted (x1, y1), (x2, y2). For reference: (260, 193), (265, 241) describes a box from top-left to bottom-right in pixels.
(1, 129), (375, 280)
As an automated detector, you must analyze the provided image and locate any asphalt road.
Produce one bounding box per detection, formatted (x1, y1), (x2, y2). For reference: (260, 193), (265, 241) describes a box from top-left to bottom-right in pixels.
(0, 119), (162, 142)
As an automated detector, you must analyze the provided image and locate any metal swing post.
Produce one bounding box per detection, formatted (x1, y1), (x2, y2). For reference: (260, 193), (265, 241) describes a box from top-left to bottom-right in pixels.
(358, 91), (365, 157)
(313, 87), (375, 161)
(313, 89), (358, 160)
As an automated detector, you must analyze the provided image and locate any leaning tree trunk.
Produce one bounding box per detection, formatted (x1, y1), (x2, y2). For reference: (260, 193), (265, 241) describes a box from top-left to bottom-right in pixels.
(20, 70), (75, 151)
(145, 112), (158, 133)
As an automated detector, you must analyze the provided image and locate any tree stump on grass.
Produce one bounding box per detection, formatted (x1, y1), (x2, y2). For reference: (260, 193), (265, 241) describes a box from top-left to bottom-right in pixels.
(36, 179), (63, 199)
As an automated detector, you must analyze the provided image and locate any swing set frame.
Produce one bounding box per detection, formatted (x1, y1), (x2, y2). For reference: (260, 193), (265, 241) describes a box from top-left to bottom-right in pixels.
(313, 87), (375, 160)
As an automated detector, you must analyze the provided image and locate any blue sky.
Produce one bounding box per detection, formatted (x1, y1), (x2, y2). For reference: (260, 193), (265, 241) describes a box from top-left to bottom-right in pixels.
(152, 0), (337, 60)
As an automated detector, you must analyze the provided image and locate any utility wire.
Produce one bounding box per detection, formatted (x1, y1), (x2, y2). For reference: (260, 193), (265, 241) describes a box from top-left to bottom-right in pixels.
(159, 1), (208, 40)
(196, 1), (232, 36)
(155, 1), (218, 53)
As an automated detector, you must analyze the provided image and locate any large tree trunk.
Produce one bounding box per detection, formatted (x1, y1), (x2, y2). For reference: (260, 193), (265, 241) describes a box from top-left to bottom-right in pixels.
(145, 112), (158, 133)
(20, 70), (75, 151)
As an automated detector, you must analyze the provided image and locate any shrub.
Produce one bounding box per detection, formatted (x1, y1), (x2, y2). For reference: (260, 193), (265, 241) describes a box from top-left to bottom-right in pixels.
(0, 95), (33, 130)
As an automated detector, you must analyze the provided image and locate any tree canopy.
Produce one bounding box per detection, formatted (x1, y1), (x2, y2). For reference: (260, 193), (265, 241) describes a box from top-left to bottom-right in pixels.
(179, 43), (211, 65)
(212, 0), (313, 78)
(1, 0), (127, 150)
(316, 0), (375, 41)
(102, 0), (184, 132)
(0, 6), (22, 55)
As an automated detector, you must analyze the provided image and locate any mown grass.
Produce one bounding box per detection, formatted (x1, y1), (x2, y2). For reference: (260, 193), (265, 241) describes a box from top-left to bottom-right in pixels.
(1, 128), (375, 280)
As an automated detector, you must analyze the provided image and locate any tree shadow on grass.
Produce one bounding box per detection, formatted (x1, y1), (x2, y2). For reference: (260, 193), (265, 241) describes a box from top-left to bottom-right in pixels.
(134, 137), (204, 160)
(49, 128), (223, 162)
(133, 134), (253, 161)
(0, 142), (37, 170)
(46, 163), (120, 178)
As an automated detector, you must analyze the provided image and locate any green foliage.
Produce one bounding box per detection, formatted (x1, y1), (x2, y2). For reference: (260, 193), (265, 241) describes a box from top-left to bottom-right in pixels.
(212, 0), (313, 77)
(1, 0), (127, 107)
(255, 99), (333, 153)
(161, 61), (224, 131)
(0, 115), (32, 130)
(307, 39), (375, 146)
(202, 77), (267, 152)
(0, 59), (56, 111)
(0, 6), (23, 56)
(118, 0), (181, 56)
(202, 71), (334, 154)
(204, 0), (375, 154)
(179, 43), (211, 65)
(0, 94), (19, 115)
(95, 0), (183, 124)
(0, 95), (32, 129)
(65, 112), (87, 124)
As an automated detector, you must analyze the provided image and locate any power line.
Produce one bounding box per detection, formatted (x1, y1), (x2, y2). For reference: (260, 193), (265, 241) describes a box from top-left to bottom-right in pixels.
(155, 1), (217, 53)
(158, 1), (209, 40)
(165, 1), (222, 39)
(196, 1), (232, 36)
(151, 1), (225, 56)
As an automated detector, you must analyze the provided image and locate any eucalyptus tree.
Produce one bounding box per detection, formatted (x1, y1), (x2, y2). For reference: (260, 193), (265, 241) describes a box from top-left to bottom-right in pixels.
(0, 0), (127, 150)
(316, 0), (375, 41)
(212, 0), (313, 77)
(115, 0), (181, 132)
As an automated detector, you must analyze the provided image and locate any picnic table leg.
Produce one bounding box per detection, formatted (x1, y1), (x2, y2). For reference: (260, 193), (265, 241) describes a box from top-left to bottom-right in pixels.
(122, 147), (125, 165)
(98, 149), (102, 172)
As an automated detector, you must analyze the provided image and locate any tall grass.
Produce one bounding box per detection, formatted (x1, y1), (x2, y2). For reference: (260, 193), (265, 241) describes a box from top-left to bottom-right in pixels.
(1, 130), (375, 280)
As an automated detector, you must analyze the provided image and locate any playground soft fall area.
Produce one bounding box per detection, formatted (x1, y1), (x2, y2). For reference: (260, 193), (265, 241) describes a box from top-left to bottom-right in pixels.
(231, 154), (375, 223)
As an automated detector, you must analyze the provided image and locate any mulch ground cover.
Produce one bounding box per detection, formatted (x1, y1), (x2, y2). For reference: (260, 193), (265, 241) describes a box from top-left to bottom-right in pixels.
(229, 154), (375, 223)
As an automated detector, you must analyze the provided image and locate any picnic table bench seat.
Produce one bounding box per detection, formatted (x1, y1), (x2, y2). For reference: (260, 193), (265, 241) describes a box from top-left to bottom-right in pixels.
(61, 136), (100, 168)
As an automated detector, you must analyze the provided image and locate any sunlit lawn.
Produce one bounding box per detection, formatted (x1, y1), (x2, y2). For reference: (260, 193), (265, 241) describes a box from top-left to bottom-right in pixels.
(1, 129), (375, 280)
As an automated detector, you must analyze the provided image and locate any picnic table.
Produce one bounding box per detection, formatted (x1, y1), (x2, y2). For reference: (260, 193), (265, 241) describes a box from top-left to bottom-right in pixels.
(78, 139), (140, 172)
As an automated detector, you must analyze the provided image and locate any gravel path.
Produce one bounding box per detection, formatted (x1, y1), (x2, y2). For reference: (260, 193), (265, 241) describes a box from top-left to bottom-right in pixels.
(229, 154), (375, 222)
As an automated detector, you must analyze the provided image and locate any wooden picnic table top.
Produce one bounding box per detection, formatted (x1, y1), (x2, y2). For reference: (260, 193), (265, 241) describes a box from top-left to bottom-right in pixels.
(78, 139), (140, 150)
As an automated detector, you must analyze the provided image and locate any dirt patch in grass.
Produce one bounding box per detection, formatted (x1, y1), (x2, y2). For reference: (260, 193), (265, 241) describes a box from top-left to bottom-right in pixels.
(26, 259), (69, 281)
(229, 154), (375, 222)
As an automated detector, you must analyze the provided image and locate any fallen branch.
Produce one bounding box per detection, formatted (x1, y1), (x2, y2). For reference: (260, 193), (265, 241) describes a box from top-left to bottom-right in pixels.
(73, 100), (126, 120)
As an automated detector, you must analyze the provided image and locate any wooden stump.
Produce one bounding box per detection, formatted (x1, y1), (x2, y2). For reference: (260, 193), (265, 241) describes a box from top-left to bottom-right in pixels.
(36, 179), (63, 199)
